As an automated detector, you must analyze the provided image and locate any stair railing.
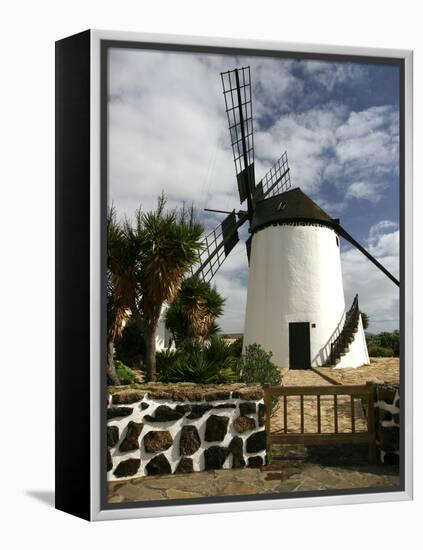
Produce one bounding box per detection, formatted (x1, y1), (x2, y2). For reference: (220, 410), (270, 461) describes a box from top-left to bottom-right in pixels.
(329, 294), (360, 365)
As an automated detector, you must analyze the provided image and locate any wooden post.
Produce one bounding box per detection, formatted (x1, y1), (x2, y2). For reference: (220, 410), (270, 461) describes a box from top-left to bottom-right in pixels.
(334, 394), (338, 433)
(317, 394), (321, 433)
(366, 381), (377, 463)
(263, 384), (271, 458)
(283, 395), (288, 434)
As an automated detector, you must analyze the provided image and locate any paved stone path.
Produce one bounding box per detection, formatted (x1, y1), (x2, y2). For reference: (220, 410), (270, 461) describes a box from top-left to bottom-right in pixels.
(108, 445), (399, 503)
(314, 357), (400, 386)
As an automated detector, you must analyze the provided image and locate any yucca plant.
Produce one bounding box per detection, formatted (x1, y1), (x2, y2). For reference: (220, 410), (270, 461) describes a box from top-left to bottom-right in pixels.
(157, 337), (238, 384)
(165, 276), (224, 346)
(159, 348), (237, 384)
(107, 207), (138, 385)
(127, 196), (204, 381)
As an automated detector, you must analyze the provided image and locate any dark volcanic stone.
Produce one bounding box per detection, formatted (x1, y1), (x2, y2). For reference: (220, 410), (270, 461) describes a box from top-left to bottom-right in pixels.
(179, 425), (201, 456)
(113, 458), (141, 478)
(378, 426), (400, 452)
(175, 404), (192, 415)
(234, 415), (256, 434)
(205, 414), (229, 442)
(248, 456), (263, 468)
(140, 402), (149, 410)
(119, 421), (144, 452)
(175, 457), (194, 474)
(239, 402), (256, 416)
(107, 406), (133, 419)
(144, 405), (184, 422)
(112, 389), (145, 405)
(107, 425), (119, 447)
(107, 449), (113, 472)
(229, 436), (245, 469)
(383, 452), (400, 466)
(246, 430), (266, 453)
(258, 403), (266, 427)
(377, 386), (397, 405)
(204, 446), (230, 470)
(376, 408), (393, 423)
(213, 403), (236, 409)
(143, 430), (173, 453)
(186, 404), (213, 419)
(145, 453), (171, 476)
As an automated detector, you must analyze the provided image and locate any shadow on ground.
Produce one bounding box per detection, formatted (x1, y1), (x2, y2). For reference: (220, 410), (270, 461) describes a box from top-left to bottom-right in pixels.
(26, 490), (55, 508)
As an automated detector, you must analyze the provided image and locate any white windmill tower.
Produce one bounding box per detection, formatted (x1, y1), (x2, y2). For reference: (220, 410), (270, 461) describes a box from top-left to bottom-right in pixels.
(192, 66), (399, 369)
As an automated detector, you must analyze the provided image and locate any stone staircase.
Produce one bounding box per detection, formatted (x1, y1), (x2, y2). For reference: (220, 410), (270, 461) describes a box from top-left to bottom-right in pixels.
(324, 294), (360, 367)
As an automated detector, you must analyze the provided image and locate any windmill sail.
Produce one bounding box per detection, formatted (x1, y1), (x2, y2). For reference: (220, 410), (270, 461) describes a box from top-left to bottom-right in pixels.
(191, 211), (247, 284)
(260, 151), (291, 199)
(221, 67), (255, 205)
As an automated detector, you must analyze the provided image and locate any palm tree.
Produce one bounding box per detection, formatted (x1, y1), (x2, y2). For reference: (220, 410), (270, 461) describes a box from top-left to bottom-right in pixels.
(165, 276), (225, 346)
(128, 196), (203, 381)
(107, 207), (137, 385)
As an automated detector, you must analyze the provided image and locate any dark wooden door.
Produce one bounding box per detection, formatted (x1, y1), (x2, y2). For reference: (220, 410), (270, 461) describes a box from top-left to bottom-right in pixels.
(289, 322), (311, 369)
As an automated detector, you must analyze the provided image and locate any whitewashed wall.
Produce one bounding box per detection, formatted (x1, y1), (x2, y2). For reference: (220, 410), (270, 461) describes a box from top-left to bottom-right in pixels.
(244, 223), (349, 367)
(107, 389), (266, 480)
(336, 315), (370, 368)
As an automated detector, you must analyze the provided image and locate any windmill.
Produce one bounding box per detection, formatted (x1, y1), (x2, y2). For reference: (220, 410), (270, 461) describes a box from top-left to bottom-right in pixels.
(192, 66), (399, 369)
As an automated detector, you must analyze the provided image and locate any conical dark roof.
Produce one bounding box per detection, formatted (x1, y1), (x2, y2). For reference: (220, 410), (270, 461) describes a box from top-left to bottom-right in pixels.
(251, 187), (338, 234)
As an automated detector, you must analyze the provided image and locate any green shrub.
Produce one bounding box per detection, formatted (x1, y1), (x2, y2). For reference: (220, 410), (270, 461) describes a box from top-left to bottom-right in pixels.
(158, 351), (237, 384)
(156, 348), (180, 368)
(367, 345), (394, 357)
(115, 360), (136, 385)
(205, 336), (239, 369)
(156, 337), (237, 384)
(236, 344), (281, 385)
(228, 336), (243, 357)
(366, 330), (399, 357)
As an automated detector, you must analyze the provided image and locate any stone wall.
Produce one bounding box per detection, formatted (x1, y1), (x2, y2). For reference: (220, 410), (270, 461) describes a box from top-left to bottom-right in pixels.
(107, 384), (266, 480)
(374, 383), (400, 465)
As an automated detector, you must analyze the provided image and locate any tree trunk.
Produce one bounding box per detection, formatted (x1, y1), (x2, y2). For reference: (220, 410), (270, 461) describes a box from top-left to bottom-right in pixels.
(107, 339), (121, 385)
(144, 326), (157, 382)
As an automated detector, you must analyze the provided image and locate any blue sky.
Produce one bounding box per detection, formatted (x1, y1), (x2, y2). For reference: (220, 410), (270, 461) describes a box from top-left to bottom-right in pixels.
(108, 48), (400, 334)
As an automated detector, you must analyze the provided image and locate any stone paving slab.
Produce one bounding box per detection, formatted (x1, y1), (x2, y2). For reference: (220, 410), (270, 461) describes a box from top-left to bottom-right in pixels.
(108, 444), (399, 503)
(314, 358), (400, 386)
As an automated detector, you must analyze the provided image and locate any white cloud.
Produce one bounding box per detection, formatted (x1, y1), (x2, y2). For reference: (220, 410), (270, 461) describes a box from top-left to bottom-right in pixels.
(341, 221), (399, 333)
(107, 48), (400, 335)
(300, 60), (367, 91)
(254, 103), (399, 209)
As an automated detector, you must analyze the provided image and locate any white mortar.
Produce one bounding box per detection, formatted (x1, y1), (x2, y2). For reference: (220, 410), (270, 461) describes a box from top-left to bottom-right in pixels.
(108, 395), (265, 481)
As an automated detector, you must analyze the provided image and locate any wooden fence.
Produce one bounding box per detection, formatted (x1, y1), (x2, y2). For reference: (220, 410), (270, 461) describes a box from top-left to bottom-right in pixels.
(262, 381), (376, 462)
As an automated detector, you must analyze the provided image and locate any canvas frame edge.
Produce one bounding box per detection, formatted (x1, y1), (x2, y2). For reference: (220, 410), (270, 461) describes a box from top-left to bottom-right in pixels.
(88, 29), (413, 521)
